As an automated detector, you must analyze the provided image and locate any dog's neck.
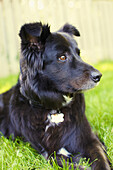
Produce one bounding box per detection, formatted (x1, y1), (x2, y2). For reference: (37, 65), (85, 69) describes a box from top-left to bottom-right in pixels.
(19, 82), (73, 109)
(28, 94), (73, 108)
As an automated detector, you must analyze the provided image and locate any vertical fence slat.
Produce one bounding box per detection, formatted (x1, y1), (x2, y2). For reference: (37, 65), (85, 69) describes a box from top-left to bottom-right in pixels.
(0, 1), (10, 77)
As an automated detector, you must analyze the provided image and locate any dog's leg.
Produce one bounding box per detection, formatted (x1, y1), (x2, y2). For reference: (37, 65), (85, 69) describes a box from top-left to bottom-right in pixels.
(49, 148), (91, 170)
(50, 154), (91, 170)
(28, 141), (48, 159)
(85, 140), (112, 170)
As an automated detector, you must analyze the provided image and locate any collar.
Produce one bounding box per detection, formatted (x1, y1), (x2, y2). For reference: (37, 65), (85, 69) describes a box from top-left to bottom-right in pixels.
(29, 99), (43, 107)
(20, 86), (73, 108)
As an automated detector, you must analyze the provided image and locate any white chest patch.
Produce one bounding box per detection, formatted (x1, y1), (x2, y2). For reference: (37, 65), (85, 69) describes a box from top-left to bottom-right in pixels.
(50, 113), (64, 123)
(45, 110), (64, 131)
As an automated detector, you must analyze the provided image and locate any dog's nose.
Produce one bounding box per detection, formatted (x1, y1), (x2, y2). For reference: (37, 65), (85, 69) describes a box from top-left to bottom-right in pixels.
(90, 71), (102, 83)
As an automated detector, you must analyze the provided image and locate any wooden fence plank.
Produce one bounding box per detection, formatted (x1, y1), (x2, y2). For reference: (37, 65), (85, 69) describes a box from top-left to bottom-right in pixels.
(0, 1), (10, 77)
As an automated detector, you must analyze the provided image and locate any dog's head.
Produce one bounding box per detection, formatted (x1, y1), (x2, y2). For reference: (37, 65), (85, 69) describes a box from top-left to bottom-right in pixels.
(19, 22), (102, 108)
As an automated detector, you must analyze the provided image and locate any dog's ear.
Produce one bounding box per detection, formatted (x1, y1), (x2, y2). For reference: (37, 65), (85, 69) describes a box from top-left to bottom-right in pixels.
(58, 23), (80, 36)
(19, 22), (50, 46)
(19, 23), (50, 69)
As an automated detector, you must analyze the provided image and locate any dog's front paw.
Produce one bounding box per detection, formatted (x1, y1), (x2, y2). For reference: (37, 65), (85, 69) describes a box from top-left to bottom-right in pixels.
(73, 164), (91, 170)
(42, 151), (48, 159)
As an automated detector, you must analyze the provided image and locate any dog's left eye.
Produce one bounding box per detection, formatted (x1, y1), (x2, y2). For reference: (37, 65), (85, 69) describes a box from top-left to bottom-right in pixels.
(58, 55), (67, 61)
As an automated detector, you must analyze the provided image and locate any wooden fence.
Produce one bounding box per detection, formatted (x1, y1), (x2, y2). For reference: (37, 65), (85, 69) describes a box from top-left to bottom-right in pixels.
(0, 0), (113, 77)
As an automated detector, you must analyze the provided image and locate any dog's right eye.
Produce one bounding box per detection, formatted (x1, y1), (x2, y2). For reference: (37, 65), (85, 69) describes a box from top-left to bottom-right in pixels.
(58, 55), (67, 62)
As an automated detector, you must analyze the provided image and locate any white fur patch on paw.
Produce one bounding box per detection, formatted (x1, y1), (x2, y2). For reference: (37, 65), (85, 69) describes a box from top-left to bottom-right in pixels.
(57, 147), (71, 157)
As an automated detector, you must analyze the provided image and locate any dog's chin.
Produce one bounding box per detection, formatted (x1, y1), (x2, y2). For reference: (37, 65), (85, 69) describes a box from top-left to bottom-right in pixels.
(62, 82), (100, 94)
(77, 81), (100, 92)
(59, 80), (100, 95)
(61, 81), (99, 95)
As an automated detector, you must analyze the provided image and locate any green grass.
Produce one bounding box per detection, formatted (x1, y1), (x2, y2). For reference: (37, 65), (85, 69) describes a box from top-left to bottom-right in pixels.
(0, 61), (113, 169)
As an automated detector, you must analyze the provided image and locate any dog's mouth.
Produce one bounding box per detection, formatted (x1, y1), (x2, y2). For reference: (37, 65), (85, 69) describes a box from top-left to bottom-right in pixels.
(67, 70), (102, 93)
(61, 80), (100, 106)
(59, 76), (101, 97)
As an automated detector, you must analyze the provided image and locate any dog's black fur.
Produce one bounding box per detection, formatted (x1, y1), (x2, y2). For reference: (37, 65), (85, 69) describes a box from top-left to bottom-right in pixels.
(0, 22), (112, 170)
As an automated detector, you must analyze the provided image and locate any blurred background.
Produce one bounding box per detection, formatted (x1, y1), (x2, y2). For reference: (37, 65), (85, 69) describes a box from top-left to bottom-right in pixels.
(0, 0), (113, 77)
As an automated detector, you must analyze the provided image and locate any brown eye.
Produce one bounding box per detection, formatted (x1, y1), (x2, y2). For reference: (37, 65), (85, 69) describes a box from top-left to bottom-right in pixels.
(58, 55), (67, 61)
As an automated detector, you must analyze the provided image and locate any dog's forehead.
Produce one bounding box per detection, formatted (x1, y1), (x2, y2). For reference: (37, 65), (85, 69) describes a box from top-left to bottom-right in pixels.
(46, 32), (78, 50)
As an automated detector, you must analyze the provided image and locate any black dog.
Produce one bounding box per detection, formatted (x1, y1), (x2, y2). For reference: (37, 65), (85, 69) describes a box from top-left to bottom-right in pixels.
(0, 22), (112, 170)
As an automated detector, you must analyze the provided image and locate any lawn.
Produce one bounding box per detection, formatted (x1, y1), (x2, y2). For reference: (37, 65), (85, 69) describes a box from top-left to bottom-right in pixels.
(0, 61), (113, 169)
